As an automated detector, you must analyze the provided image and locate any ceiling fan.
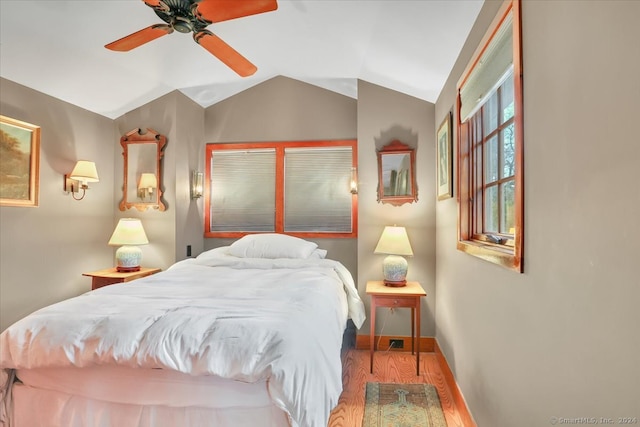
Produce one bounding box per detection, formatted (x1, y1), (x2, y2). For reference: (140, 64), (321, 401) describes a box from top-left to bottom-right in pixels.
(105, 0), (278, 77)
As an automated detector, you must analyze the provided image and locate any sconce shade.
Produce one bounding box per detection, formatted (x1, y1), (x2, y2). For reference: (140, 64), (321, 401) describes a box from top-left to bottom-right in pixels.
(138, 173), (157, 200)
(374, 226), (413, 287)
(108, 218), (149, 272)
(65, 160), (99, 201)
(191, 171), (204, 199)
(138, 173), (157, 190)
(350, 167), (358, 194)
(70, 161), (99, 185)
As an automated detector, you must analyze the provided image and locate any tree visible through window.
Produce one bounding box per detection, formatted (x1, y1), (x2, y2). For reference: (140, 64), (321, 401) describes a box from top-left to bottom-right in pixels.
(473, 73), (515, 236)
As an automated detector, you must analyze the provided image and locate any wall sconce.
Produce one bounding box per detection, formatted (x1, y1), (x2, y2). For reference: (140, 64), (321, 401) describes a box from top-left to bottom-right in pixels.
(64, 160), (99, 201)
(374, 225), (414, 287)
(350, 167), (358, 194)
(108, 218), (149, 272)
(191, 171), (204, 199)
(138, 173), (157, 200)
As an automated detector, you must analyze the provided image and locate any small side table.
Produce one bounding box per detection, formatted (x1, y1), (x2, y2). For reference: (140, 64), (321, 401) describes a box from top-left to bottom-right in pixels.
(366, 280), (426, 376)
(83, 267), (161, 290)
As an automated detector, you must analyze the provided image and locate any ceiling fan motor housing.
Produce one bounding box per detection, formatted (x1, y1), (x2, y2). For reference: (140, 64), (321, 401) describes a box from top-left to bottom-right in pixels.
(154, 0), (210, 34)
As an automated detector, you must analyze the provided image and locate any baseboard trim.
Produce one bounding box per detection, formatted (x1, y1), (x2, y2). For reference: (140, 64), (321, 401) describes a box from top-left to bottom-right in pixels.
(355, 335), (434, 352)
(434, 340), (477, 427)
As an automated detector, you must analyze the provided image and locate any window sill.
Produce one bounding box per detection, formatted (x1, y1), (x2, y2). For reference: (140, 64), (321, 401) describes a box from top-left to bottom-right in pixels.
(457, 239), (522, 272)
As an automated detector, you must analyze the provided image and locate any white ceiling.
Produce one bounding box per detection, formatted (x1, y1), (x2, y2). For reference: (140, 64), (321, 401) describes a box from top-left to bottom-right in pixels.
(0, 0), (483, 119)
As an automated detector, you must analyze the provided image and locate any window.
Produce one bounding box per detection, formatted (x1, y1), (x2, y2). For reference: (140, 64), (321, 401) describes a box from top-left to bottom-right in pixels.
(208, 148), (276, 233)
(205, 140), (357, 238)
(457, 0), (523, 272)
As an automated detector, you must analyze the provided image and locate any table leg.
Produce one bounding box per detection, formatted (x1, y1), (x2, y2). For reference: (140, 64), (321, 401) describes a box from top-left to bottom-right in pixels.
(411, 307), (415, 355)
(370, 298), (376, 373)
(416, 299), (421, 376)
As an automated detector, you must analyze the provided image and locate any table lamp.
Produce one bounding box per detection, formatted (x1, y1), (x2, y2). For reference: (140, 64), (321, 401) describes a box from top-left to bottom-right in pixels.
(108, 218), (149, 272)
(374, 225), (413, 287)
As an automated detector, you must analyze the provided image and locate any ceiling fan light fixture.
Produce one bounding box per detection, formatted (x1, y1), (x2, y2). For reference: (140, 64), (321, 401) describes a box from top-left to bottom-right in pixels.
(172, 16), (193, 33)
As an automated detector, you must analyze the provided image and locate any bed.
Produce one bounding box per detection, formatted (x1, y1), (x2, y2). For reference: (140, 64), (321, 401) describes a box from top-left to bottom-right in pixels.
(0, 234), (366, 427)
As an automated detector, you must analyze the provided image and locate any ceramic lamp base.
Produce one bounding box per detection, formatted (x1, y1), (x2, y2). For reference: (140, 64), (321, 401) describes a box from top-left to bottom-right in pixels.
(116, 265), (141, 272)
(384, 279), (407, 287)
(382, 255), (408, 287)
(115, 245), (142, 272)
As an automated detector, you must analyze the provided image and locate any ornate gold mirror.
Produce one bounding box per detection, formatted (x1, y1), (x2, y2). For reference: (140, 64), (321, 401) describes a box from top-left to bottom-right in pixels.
(119, 128), (166, 211)
(377, 140), (417, 206)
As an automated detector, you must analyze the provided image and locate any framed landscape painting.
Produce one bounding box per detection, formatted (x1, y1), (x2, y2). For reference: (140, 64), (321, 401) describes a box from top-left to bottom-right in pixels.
(0, 115), (41, 207)
(436, 111), (453, 200)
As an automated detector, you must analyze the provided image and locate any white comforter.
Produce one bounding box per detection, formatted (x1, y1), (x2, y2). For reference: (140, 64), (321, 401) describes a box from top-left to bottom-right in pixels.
(0, 255), (365, 427)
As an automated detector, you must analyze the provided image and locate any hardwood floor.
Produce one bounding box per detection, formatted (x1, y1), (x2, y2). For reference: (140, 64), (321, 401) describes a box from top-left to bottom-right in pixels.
(328, 349), (474, 427)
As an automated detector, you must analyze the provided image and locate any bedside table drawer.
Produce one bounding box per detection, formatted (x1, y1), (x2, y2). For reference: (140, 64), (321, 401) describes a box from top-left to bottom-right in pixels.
(374, 296), (417, 308)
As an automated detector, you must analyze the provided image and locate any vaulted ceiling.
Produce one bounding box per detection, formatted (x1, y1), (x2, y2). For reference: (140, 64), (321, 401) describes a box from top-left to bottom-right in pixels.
(0, 0), (483, 119)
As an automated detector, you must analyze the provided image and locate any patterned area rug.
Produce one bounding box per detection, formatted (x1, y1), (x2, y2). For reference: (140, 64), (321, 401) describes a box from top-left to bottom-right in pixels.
(362, 383), (447, 427)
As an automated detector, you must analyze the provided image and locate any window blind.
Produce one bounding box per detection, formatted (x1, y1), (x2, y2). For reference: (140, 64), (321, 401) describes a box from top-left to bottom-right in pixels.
(284, 147), (353, 233)
(210, 149), (276, 232)
(460, 13), (513, 122)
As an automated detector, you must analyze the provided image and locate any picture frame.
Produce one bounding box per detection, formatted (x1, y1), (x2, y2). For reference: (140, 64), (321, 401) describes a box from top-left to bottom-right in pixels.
(0, 115), (41, 207)
(436, 110), (453, 200)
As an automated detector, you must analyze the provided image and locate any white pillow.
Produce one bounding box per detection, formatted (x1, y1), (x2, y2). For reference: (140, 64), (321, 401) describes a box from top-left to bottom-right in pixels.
(309, 248), (328, 259)
(228, 234), (318, 259)
(196, 246), (231, 260)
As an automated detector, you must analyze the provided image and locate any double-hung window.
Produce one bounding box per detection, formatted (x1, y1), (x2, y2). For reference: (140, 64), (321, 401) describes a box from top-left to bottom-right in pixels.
(457, 0), (523, 271)
(204, 140), (357, 238)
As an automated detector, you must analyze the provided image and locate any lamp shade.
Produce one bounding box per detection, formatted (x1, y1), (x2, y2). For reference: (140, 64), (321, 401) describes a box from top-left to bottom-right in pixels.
(70, 161), (99, 184)
(374, 226), (413, 287)
(374, 226), (413, 256)
(108, 218), (149, 246)
(138, 173), (157, 190)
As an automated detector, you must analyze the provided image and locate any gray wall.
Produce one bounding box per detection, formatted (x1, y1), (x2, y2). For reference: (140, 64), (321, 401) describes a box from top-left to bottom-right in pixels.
(0, 78), (115, 331)
(114, 92), (178, 270)
(434, 1), (640, 425)
(114, 91), (205, 270)
(0, 85), (206, 330)
(357, 81), (436, 337)
(175, 94), (206, 262)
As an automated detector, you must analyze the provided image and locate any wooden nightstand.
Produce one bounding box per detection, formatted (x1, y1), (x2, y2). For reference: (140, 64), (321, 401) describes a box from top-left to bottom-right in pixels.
(366, 280), (426, 376)
(83, 267), (161, 290)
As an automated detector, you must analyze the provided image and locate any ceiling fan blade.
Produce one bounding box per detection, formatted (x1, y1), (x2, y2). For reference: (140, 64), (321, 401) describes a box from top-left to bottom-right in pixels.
(195, 0), (278, 24)
(105, 24), (173, 51)
(194, 31), (257, 77)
